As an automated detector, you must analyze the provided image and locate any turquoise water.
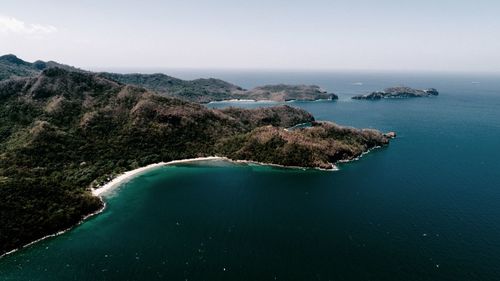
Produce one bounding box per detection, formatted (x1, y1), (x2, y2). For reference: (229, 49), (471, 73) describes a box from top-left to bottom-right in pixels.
(1, 72), (500, 280)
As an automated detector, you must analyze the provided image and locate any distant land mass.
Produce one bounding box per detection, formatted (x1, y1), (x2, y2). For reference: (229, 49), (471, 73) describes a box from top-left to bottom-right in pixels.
(244, 84), (336, 102)
(99, 73), (338, 103)
(352, 86), (439, 100)
(99, 72), (245, 103)
(0, 55), (337, 103)
(0, 56), (393, 256)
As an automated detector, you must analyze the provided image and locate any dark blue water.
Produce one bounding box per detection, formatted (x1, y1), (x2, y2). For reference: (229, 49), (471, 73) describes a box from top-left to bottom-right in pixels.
(1, 72), (500, 280)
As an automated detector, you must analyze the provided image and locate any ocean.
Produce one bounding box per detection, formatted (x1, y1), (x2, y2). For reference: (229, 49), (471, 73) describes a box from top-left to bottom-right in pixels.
(1, 71), (500, 280)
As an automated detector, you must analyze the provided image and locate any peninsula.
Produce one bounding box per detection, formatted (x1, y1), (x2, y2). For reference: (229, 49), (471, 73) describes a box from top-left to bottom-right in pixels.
(0, 56), (391, 256)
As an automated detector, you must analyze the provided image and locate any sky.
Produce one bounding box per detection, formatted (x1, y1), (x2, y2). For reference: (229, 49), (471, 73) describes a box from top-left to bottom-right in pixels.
(1, 0), (499, 73)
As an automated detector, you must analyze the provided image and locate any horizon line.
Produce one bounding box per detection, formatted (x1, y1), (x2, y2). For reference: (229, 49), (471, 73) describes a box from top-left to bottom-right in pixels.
(87, 66), (500, 76)
(3, 53), (500, 76)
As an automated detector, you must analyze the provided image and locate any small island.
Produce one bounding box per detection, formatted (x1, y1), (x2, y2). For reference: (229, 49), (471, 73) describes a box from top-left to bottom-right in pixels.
(352, 86), (439, 100)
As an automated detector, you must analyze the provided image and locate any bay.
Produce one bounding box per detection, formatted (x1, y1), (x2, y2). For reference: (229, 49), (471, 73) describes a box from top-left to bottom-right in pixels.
(1, 71), (500, 280)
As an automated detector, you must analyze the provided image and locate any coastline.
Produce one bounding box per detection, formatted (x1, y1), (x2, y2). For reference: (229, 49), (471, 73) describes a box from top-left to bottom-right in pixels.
(337, 145), (382, 163)
(0, 157), (220, 260)
(92, 156), (339, 197)
(91, 156), (225, 196)
(207, 98), (336, 104)
(2, 150), (390, 259)
(0, 199), (107, 259)
(207, 99), (276, 104)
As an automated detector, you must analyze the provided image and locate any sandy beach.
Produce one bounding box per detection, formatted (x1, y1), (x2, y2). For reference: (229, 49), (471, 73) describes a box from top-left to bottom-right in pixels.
(91, 156), (342, 197)
(91, 156), (225, 196)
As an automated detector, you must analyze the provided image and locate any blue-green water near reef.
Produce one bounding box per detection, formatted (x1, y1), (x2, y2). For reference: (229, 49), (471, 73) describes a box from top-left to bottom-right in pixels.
(1, 72), (500, 280)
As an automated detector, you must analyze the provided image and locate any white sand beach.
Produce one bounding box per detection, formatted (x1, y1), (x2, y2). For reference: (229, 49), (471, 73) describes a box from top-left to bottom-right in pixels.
(91, 156), (339, 196)
(91, 156), (225, 196)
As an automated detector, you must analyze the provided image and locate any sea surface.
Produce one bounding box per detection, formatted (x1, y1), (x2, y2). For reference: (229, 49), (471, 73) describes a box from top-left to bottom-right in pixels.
(1, 71), (500, 281)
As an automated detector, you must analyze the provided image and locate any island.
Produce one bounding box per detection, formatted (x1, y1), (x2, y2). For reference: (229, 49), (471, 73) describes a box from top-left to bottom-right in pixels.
(352, 86), (439, 100)
(0, 56), (391, 256)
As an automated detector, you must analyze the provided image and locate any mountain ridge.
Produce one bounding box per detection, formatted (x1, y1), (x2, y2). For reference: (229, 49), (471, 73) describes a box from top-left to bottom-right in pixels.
(0, 54), (85, 81)
(0, 55), (338, 103)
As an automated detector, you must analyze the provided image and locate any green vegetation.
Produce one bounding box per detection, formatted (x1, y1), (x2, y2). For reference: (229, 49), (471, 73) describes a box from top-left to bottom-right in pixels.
(0, 54), (39, 80)
(218, 122), (388, 169)
(100, 73), (245, 103)
(0, 61), (389, 256)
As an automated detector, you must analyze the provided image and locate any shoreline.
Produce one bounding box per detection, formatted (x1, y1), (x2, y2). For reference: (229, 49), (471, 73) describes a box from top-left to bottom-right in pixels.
(92, 156), (338, 196)
(0, 156), (336, 259)
(0, 199), (107, 259)
(92, 156), (227, 196)
(207, 98), (336, 104)
(2, 150), (390, 259)
(207, 99), (277, 104)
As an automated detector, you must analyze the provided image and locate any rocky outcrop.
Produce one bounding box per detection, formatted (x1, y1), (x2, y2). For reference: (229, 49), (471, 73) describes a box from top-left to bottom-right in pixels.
(384, 132), (397, 138)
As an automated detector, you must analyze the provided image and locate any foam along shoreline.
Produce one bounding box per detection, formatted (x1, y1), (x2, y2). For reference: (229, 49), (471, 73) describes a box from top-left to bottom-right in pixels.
(0, 198), (107, 259)
(337, 145), (383, 163)
(207, 98), (335, 104)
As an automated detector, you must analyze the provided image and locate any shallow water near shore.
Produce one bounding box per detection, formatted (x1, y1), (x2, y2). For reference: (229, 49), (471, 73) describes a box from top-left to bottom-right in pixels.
(1, 71), (500, 280)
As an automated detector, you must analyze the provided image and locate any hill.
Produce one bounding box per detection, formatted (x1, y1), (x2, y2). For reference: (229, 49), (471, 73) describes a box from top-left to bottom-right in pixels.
(0, 54), (84, 81)
(99, 72), (246, 103)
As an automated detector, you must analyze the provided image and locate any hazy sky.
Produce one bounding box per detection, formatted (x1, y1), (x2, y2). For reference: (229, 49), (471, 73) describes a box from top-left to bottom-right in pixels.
(1, 0), (499, 72)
